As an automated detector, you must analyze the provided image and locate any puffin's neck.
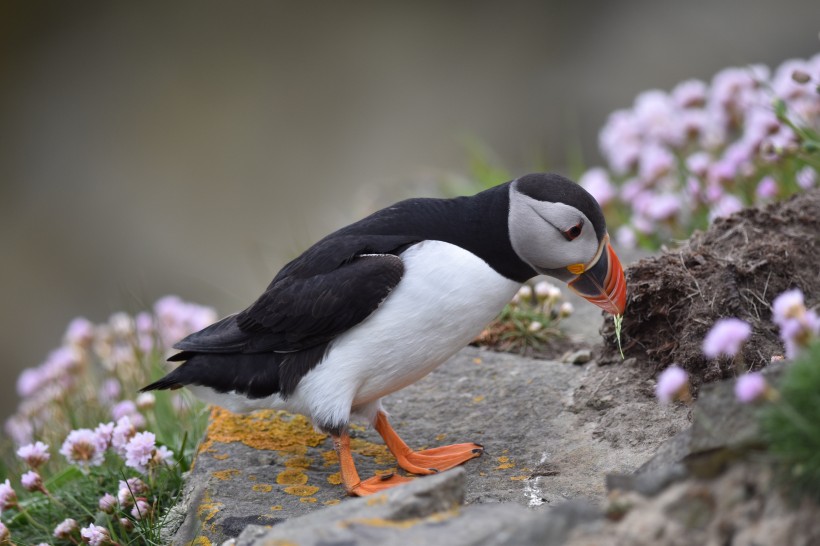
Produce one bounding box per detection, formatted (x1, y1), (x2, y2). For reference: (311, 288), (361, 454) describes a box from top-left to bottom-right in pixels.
(387, 183), (537, 283)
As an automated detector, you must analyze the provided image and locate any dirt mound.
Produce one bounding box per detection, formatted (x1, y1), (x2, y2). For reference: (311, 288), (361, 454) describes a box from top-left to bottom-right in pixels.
(601, 189), (820, 389)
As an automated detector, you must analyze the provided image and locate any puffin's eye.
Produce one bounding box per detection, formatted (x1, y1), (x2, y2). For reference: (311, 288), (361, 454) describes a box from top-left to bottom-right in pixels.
(562, 221), (583, 241)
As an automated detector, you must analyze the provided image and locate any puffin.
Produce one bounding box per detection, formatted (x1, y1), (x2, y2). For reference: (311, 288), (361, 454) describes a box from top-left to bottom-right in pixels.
(142, 172), (626, 495)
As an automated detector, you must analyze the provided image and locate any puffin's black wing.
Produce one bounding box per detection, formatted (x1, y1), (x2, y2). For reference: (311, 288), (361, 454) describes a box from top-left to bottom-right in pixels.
(172, 252), (405, 355)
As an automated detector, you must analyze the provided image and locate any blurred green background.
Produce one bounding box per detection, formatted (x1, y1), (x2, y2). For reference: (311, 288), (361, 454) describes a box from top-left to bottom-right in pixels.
(1, 0), (818, 421)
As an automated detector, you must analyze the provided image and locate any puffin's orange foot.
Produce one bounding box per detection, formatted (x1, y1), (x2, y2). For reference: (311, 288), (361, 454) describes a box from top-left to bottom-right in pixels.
(348, 473), (414, 496)
(396, 443), (484, 475)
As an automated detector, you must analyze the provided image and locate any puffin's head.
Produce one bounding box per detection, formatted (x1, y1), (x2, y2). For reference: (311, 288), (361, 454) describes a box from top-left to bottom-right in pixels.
(508, 173), (626, 315)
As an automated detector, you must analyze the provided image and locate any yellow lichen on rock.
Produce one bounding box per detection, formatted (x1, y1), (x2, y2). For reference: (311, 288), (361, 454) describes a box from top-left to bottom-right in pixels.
(186, 537), (213, 546)
(299, 497), (318, 503)
(284, 455), (313, 469)
(284, 485), (320, 497)
(350, 438), (396, 465)
(322, 450), (339, 467)
(327, 472), (342, 485)
(196, 491), (223, 523)
(200, 407), (327, 455)
(324, 499), (341, 506)
(252, 483), (273, 492)
(495, 455), (515, 470)
(276, 468), (309, 485)
(211, 469), (241, 481)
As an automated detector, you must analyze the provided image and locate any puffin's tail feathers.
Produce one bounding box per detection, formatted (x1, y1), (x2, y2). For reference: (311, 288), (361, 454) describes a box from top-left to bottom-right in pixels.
(140, 373), (184, 392)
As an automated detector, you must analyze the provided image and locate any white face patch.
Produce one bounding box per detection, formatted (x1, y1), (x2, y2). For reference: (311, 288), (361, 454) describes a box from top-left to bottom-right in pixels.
(508, 186), (600, 275)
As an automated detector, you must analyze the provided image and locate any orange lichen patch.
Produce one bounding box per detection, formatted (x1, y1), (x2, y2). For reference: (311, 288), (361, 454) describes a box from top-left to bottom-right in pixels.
(248, 475), (257, 481)
(186, 537), (213, 546)
(495, 455), (515, 470)
(324, 499), (341, 506)
(270, 505), (283, 511)
(300, 497), (318, 503)
(252, 483), (273, 493)
(510, 475), (530, 481)
(199, 407), (327, 455)
(434, 433), (447, 442)
(350, 438), (396, 465)
(211, 453), (229, 460)
(211, 469), (241, 481)
(472, 395), (485, 403)
(472, 357), (482, 364)
(196, 492), (223, 523)
(284, 485), (320, 497)
(276, 468), (308, 485)
(284, 456), (313, 469)
(327, 472), (342, 485)
(322, 450), (339, 467)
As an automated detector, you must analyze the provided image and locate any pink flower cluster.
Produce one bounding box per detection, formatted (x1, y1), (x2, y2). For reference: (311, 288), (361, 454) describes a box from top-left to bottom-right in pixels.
(4, 296), (214, 446)
(53, 415), (174, 475)
(581, 53), (820, 248)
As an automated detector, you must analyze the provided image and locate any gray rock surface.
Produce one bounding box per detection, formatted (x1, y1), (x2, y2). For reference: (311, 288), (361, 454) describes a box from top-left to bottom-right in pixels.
(233, 468), (602, 546)
(169, 345), (688, 545)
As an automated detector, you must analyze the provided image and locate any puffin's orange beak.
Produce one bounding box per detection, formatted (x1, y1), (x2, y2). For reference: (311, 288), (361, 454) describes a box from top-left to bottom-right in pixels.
(566, 234), (626, 315)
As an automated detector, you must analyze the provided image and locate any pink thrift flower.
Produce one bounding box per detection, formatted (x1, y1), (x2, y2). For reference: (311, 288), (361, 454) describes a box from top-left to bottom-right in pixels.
(796, 166), (817, 189)
(645, 194), (681, 221)
(599, 110), (642, 174)
(117, 477), (147, 506)
(94, 422), (115, 450)
(64, 316), (95, 347)
(136, 392), (156, 410)
(579, 167), (616, 207)
(21, 470), (44, 493)
(99, 492), (117, 513)
(98, 378), (122, 405)
(125, 431), (157, 473)
(703, 318), (752, 358)
(80, 523), (111, 546)
(615, 225), (637, 249)
(131, 498), (152, 520)
(685, 151), (712, 177)
(672, 79), (708, 108)
(735, 373), (768, 404)
(4, 416), (34, 446)
(656, 365), (690, 404)
(16, 441), (50, 469)
(708, 194), (743, 221)
(112, 416), (137, 456)
(772, 289), (806, 325)
(0, 479), (18, 510)
(772, 290), (819, 359)
(755, 176), (778, 200)
(111, 400), (138, 421)
(53, 518), (78, 539)
(60, 429), (105, 469)
(16, 367), (48, 398)
(638, 142), (675, 182)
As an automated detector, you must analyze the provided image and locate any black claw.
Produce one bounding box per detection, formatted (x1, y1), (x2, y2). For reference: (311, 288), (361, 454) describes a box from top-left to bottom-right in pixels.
(429, 468), (439, 473)
(472, 448), (484, 454)
(380, 473), (394, 481)
(473, 443), (484, 449)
